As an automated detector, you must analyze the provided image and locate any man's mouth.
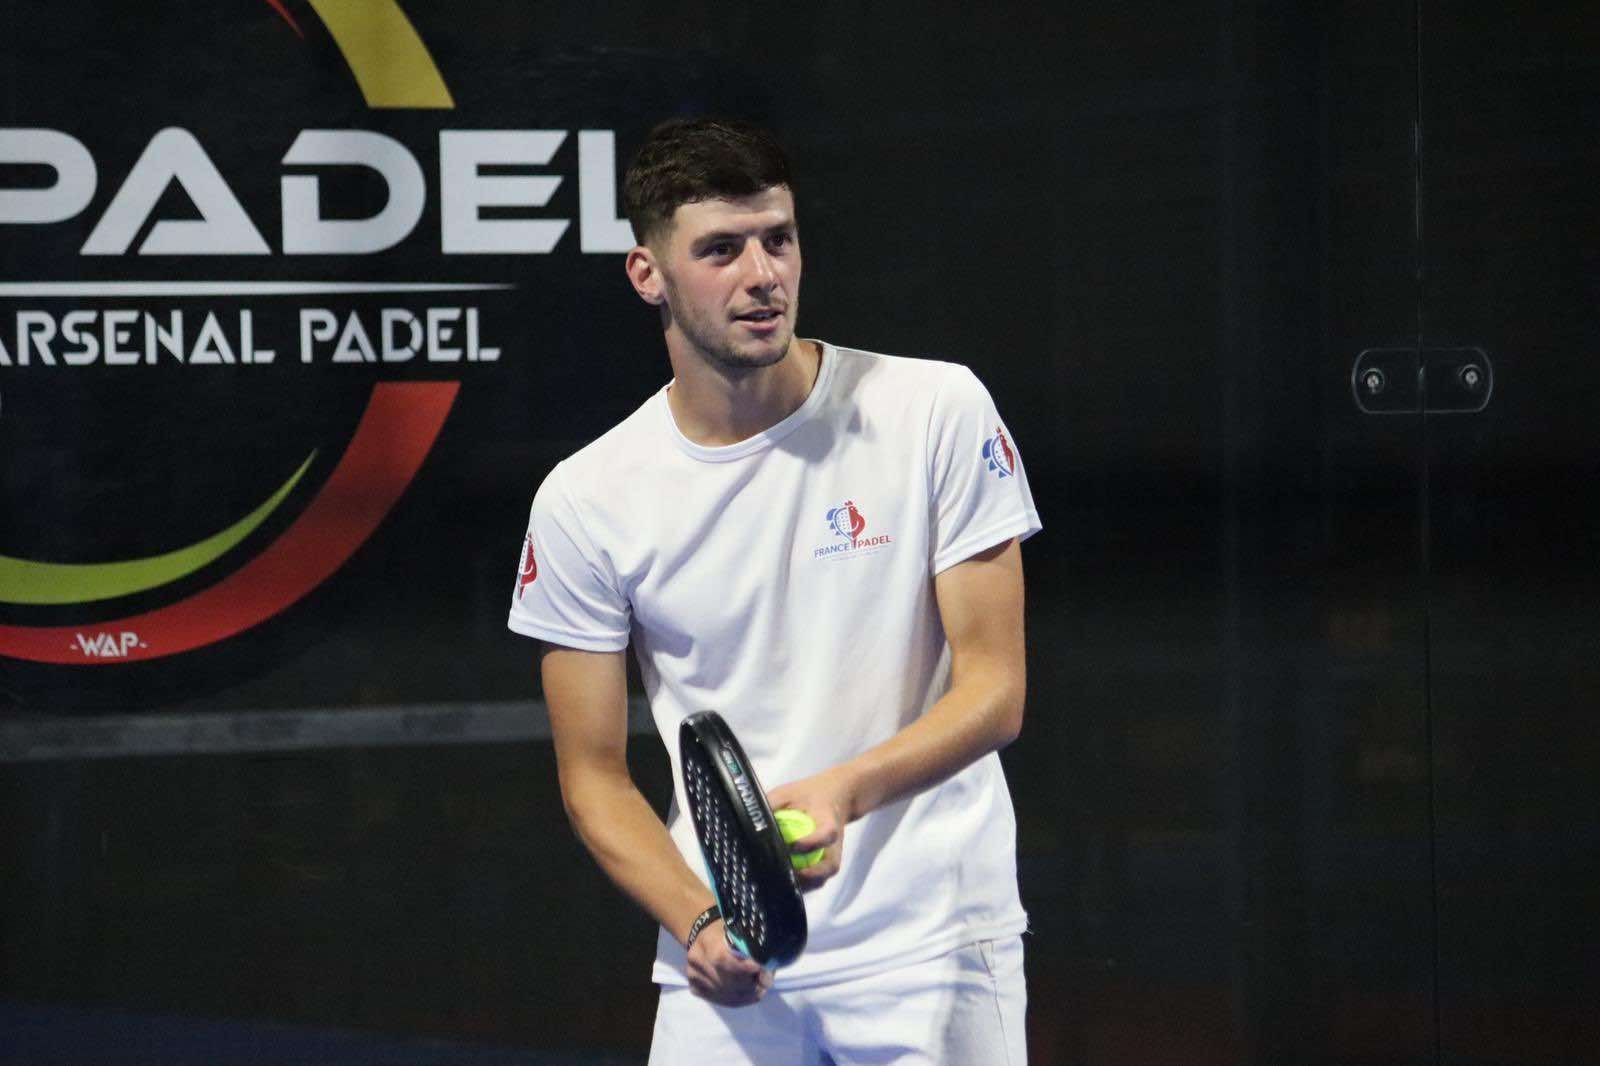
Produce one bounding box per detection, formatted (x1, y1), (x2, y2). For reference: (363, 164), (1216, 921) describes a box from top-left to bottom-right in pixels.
(733, 309), (783, 322)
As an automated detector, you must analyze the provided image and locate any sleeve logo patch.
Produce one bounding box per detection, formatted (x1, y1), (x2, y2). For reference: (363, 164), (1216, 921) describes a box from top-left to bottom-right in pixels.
(516, 533), (538, 600)
(982, 426), (1016, 478)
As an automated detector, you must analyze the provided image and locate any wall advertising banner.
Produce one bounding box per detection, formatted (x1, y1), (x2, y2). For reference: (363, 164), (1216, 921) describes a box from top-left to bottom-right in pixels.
(1, 2), (747, 712)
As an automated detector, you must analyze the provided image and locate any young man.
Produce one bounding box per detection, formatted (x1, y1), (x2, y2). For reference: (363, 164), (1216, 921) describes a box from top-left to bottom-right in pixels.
(507, 117), (1040, 1064)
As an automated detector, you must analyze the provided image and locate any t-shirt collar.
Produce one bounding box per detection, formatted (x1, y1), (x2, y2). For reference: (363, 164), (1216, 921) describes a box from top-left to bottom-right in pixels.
(659, 339), (836, 463)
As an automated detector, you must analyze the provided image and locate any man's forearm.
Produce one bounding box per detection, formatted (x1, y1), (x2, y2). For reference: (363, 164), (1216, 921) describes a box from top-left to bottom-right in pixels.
(834, 666), (1023, 822)
(824, 538), (1029, 824)
(561, 768), (715, 946)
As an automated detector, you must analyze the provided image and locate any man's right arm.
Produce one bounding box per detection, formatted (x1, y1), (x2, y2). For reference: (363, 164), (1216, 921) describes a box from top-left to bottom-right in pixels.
(539, 643), (770, 1005)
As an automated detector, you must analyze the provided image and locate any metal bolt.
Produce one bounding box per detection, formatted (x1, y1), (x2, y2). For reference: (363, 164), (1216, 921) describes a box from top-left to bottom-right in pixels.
(1459, 365), (1483, 391)
(1362, 368), (1387, 395)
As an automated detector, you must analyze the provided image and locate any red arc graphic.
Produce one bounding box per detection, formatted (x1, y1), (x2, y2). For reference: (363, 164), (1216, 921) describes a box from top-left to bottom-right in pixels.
(0, 381), (458, 665)
(260, 0), (305, 37)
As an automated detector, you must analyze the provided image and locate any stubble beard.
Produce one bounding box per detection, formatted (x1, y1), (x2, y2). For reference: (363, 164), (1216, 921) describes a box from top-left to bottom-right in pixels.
(665, 282), (796, 375)
(702, 324), (793, 374)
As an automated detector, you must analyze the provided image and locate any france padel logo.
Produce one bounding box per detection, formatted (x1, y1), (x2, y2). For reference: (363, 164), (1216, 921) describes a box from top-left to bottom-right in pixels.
(0, 0), (631, 666)
(814, 500), (893, 560)
(516, 534), (538, 601)
(983, 425), (1017, 479)
(826, 500), (867, 541)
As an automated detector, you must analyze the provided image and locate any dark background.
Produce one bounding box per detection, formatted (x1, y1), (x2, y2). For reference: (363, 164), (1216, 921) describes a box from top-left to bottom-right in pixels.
(3, 1), (1597, 1063)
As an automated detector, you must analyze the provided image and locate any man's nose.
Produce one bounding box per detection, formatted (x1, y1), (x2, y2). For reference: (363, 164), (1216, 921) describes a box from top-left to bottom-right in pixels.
(742, 242), (779, 289)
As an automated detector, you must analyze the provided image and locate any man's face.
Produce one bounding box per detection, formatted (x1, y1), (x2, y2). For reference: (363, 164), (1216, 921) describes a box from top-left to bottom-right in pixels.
(649, 186), (801, 373)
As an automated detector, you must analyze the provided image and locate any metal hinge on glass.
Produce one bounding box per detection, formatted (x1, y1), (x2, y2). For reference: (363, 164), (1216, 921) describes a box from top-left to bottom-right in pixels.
(1352, 348), (1493, 414)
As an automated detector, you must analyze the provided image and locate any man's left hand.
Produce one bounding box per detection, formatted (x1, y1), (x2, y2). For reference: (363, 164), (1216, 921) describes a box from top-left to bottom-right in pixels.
(766, 772), (849, 890)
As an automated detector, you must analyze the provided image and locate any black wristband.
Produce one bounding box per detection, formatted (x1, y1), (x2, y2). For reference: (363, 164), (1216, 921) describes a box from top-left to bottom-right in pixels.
(685, 904), (721, 951)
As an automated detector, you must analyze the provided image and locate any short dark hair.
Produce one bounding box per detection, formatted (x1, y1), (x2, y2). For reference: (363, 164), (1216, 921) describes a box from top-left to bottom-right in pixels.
(622, 117), (793, 247)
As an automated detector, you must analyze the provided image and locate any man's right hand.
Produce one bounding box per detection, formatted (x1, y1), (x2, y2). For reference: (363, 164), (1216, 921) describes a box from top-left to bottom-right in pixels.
(685, 918), (773, 1007)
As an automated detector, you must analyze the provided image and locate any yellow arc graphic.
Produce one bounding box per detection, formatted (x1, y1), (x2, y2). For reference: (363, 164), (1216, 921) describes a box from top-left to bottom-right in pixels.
(0, 453), (317, 606)
(306, 0), (455, 109)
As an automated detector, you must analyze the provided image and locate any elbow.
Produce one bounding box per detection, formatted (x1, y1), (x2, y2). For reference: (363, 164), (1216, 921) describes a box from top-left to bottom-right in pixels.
(558, 779), (584, 826)
(994, 684), (1025, 749)
(557, 780), (588, 838)
(556, 766), (607, 839)
(560, 782), (615, 859)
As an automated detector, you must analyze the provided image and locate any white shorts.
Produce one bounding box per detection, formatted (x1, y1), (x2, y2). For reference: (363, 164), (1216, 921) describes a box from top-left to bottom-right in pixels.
(647, 936), (1027, 1066)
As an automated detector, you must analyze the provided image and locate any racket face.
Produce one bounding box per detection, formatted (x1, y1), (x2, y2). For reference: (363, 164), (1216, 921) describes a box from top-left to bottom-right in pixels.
(679, 711), (807, 967)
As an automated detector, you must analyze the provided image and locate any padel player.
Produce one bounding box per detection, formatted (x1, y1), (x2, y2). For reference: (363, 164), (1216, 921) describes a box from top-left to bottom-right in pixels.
(508, 117), (1040, 1064)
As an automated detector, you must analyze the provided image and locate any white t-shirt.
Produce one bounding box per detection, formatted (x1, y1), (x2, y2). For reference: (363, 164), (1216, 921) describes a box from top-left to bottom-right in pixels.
(507, 341), (1042, 988)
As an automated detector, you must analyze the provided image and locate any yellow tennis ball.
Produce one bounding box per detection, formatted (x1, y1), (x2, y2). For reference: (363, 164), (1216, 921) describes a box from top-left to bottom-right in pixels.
(775, 808), (825, 869)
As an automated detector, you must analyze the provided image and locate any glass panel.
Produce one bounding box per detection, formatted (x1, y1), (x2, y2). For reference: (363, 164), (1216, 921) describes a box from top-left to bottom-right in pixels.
(987, 3), (1434, 1061)
(1422, 4), (1600, 1062)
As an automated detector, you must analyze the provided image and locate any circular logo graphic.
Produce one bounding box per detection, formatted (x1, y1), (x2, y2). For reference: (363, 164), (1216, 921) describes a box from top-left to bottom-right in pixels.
(0, 0), (461, 666)
(983, 426), (1016, 478)
(826, 500), (867, 541)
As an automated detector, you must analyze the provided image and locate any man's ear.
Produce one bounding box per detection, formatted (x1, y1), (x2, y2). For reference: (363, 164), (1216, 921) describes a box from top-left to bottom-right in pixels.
(625, 246), (665, 306)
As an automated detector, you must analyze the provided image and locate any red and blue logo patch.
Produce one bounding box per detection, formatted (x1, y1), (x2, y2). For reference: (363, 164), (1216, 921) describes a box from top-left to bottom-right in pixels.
(813, 499), (892, 560)
(825, 500), (867, 540)
(982, 425), (1017, 478)
(516, 532), (538, 600)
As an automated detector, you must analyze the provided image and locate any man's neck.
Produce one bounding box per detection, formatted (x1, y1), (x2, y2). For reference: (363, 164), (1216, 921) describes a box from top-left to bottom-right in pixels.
(665, 338), (822, 447)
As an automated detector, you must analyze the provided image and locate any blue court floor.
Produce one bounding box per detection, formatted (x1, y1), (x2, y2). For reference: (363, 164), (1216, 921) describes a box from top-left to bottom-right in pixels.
(0, 1001), (644, 1065)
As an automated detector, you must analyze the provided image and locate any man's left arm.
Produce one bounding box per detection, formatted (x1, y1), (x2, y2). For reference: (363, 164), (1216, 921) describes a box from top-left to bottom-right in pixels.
(766, 537), (1026, 887)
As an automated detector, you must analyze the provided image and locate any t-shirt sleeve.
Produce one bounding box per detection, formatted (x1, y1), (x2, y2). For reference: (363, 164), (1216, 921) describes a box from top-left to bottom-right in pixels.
(506, 463), (631, 651)
(927, 365), (1043, 574)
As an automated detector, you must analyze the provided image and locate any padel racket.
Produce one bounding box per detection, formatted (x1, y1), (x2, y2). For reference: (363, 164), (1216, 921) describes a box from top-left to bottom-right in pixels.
(679, 710), (808, 967)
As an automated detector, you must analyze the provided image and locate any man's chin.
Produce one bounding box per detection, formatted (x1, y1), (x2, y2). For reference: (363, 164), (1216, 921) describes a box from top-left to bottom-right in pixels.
(710, 333), (792, 371)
